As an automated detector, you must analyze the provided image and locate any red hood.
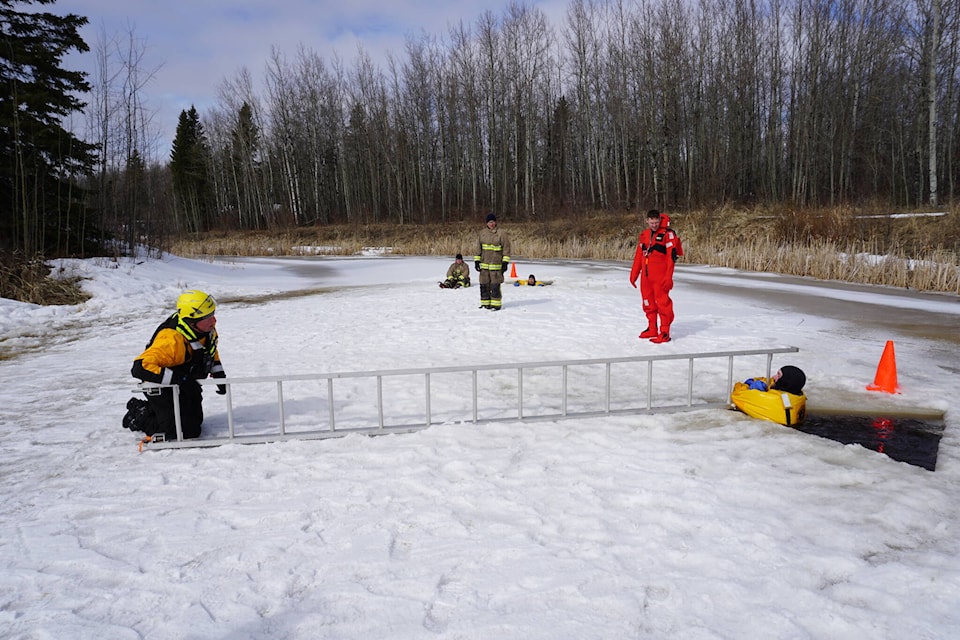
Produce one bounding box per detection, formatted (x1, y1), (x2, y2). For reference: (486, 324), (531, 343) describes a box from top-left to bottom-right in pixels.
(658, 213), (671, 229)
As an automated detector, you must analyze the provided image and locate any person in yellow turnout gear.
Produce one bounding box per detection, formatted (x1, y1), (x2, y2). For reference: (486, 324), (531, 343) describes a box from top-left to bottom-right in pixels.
(474, 213), (511, 310)
(122, 290), (227, 440)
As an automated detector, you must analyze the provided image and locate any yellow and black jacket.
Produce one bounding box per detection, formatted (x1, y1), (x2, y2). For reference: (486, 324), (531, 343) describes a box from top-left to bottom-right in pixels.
(132, 313), (225, 385)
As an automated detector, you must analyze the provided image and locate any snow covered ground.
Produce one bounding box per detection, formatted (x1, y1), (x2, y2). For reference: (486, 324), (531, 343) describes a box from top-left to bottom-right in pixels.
(1, 253), (958, 639)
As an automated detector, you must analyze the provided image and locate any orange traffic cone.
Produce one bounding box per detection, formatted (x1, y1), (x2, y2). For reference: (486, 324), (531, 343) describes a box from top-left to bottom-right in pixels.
(866, 340), (900, 394)
(509, 262), (517, 278)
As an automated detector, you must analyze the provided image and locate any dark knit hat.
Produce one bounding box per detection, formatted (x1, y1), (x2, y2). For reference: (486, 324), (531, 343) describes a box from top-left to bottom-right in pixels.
(455, 253), (463, 260)
(772, 365), (806, 395)
(485, 213), (497, 223)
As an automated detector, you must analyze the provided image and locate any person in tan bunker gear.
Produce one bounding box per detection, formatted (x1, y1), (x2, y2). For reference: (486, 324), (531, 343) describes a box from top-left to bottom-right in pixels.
(440, 253), (472, 288)
(474, 213), (511, 310)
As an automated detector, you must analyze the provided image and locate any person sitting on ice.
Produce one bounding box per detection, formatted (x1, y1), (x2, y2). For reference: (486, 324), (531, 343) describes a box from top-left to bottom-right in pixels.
(440, 254), (471, 288)
(744, 365), (806, 395)
(122, 290), (228, 440)
(514, 274), (552, 286)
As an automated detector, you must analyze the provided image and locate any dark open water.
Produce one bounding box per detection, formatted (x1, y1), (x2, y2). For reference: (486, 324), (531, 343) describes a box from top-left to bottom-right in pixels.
(796, 414), (943, 471)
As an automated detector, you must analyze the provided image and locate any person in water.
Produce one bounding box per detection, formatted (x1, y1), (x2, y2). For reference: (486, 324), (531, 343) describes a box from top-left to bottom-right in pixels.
(514, 274), (551, 286)
(745, 365), (806, 395)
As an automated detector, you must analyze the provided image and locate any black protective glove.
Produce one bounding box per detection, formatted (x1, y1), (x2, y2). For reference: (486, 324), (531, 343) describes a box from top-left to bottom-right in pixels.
(212, 371), (227, 395)
(475, 261), (481, 272)
(501, 262), (509, 273)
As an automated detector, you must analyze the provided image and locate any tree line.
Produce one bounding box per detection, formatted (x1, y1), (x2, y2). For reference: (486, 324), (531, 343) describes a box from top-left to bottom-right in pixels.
(3, 0), (959, 258)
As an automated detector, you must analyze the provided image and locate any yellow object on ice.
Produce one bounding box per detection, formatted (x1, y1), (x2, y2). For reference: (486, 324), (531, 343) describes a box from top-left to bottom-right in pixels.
(731, 377), (806, 426)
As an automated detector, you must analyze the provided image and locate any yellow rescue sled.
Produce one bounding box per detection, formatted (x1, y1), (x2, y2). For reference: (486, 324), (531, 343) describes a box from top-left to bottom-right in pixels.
(731, 377), (806, 426)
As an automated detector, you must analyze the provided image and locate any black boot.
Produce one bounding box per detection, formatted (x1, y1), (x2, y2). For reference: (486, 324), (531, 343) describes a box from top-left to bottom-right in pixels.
(122, 398), (150, 432)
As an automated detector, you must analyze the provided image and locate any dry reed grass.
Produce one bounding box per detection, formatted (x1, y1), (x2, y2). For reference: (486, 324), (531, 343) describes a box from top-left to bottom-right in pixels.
(7, 206), (954, 307)
(165, 205), (960, 295)
(0, 252), (91, 305)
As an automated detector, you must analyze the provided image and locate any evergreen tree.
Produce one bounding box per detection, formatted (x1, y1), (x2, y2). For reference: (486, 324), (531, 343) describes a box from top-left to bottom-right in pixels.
(229, 102), (261, 228)
(169, 106), (212, 232)
(122, 149), (146, 237)
(0, 0), (97, 255)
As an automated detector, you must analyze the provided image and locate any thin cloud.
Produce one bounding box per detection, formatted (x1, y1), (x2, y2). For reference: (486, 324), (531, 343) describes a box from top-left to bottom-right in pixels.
(55, 0), (568, 153)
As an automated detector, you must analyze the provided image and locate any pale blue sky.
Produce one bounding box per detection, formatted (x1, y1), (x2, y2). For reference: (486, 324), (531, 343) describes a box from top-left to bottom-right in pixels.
(54, 0), (568, 155)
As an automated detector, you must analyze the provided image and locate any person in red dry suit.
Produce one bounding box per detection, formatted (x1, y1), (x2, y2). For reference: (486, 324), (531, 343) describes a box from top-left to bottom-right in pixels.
(630, 209), (683, 343)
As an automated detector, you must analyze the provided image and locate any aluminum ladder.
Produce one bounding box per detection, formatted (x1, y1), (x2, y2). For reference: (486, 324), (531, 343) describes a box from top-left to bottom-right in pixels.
(136, 346), (799, 450)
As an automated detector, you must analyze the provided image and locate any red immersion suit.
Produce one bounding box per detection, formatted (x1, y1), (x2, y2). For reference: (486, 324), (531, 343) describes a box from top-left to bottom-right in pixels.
(630, 213), (683, 337)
